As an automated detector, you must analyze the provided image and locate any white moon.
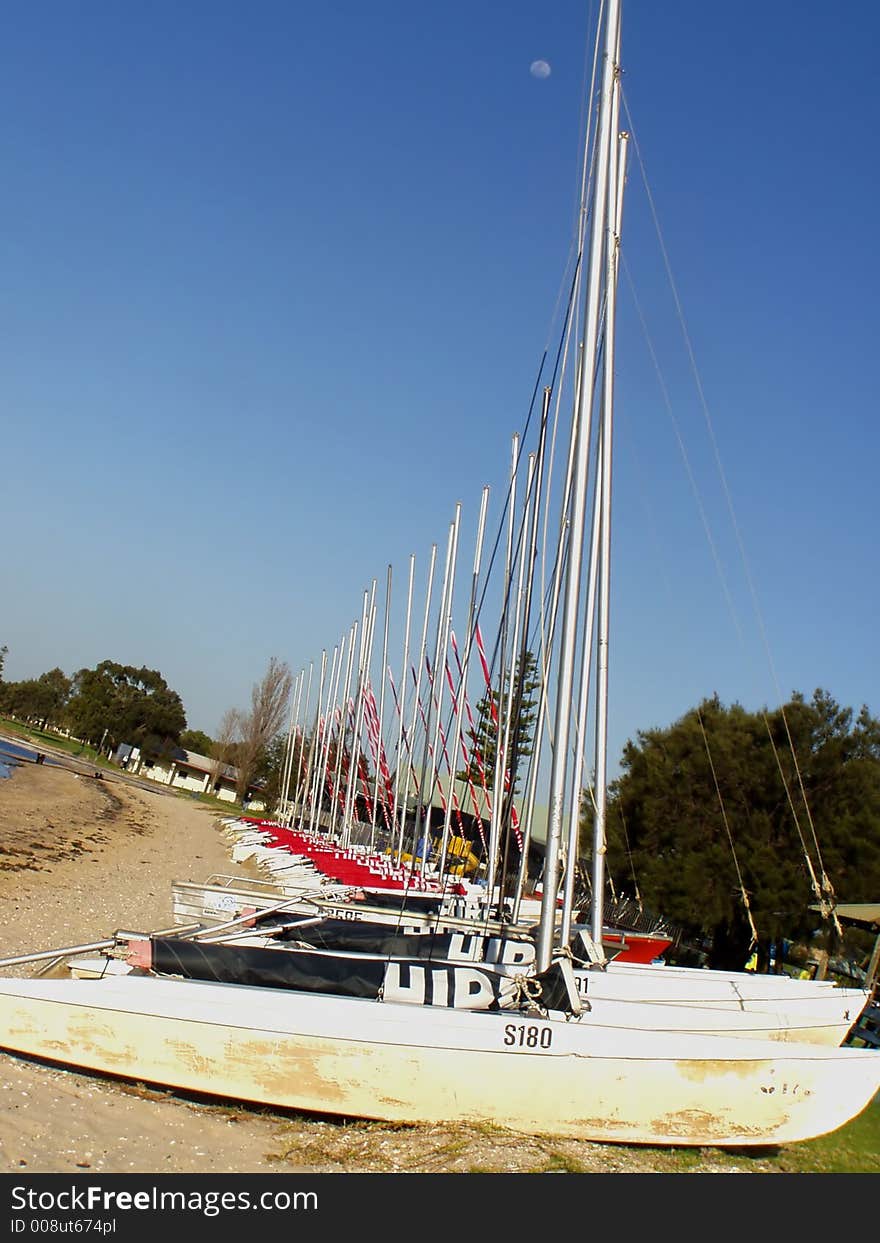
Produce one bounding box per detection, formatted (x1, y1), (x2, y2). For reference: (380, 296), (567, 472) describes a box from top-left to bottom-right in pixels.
(530, 60), (551, 79)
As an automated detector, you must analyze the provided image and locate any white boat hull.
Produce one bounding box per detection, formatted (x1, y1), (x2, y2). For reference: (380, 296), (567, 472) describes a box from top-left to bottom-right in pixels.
(67, 948), (863, 1047)
(588, 965), (868, 1037)
(168, 880), (870, 1046)
(163, 927), (870, 1046)
(0, 973), (877, 1146)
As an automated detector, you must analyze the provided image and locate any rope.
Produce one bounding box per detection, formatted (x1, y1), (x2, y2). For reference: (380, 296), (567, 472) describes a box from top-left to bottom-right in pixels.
(617, 805), (642, 909)
(696, 708), (759, 951)
(509, 973), (546, 1015)
(762, 710), (842, 935)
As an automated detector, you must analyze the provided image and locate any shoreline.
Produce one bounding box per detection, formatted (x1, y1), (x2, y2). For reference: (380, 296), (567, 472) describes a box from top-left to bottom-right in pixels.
(0, 759), (249, 964)
(0, 760), (307, 1171)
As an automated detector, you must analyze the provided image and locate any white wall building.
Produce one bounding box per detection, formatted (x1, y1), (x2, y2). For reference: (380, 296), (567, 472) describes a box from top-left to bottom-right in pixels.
(115, 744), (266, 811)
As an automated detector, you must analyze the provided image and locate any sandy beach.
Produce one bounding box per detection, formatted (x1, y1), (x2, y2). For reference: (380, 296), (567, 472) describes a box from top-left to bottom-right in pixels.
(0, 752), (864, 1175)
(0, 757), (300, 1173)
(0, 762), (245, 965)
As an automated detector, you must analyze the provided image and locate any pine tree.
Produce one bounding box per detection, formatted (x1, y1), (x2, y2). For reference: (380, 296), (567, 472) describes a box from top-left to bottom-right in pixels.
(459, 650), (539, 794)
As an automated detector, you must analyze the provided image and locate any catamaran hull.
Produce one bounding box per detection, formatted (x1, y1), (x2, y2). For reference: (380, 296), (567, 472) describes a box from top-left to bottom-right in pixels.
(580, 970), (868, 1042)
(0, 974), (876, 1146)
(67, 950), (862, 1047)
(167, 880), (870, 1046)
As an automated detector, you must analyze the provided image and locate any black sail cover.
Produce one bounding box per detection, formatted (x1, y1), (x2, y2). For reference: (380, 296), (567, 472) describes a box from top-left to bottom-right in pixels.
(274, 920), (528, 960)
(150, 938), (385, 999)
(280, 922), (463, 957)
(253, 916), (537, 968)
(146, 937), (569, 1011)
(351, 889), (444, 915)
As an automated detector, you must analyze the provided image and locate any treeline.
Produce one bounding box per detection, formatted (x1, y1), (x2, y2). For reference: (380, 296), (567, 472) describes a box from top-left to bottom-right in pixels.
(0, 659), (186, 756)
(0, 646), (292, 804)
(590, 689), (880, 971)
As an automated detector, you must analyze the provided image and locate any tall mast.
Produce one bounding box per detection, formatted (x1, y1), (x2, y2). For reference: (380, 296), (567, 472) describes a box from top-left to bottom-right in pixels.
(415, 512), (460, 875)
(341, 580), (377, 845)
(537, 0), (621, 972)
(560, 424), (603, 946)
(292, 660), (314, 820)
(487, 434), (519, 904)
(391, 554), (416, 842)
(438, 485), (490, 877)
(496, 452), (536, 906)
(370, 564), (393, 851)
(397, 545), (437, 860)
(511, 387), (553, 914)
(310, 639), (341, 835)
(331, 620), (358, 837)
(515, 369), (582, 924)
(305, 649), (328, 833)
(591, 112), (629, 947)
(279, 668), (303, 825)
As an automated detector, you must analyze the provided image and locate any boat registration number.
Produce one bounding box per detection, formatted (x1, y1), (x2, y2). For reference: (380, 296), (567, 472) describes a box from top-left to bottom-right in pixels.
(503, 1023), (553, 1049)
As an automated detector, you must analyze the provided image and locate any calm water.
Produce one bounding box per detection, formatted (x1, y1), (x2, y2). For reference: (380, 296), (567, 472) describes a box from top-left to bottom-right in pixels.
(0, 737), (62, 779)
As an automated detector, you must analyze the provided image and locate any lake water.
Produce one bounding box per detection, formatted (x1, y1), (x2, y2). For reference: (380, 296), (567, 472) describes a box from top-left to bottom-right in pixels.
(0, 737), (62, 779)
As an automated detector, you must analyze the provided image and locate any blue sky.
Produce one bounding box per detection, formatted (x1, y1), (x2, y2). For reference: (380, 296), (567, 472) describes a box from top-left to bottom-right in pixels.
(2, 1), (878, 774)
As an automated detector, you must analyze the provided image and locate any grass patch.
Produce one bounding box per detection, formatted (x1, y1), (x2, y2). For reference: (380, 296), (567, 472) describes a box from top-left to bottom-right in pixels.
(0, 719), (109, 768)
(1, 719), (252, 815)
(535, 1149), (588, 1174)
(771, 1095), (880, 1173)
(651, 1095), (880, 1173)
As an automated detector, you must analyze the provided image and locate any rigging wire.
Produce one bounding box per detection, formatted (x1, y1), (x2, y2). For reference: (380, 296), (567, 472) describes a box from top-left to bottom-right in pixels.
(406, 257), (583, 879)
(617, 804), (642, 908)
(696, 706), (760, 951)
(621, 91), (841, 933)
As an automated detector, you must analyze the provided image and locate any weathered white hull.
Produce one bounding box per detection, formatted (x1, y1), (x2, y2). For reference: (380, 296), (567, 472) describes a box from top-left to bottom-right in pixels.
(67, 948), (863, 1047)
(0, 973), (876, 1146)
(189, 930), (867, 1046)
(577, 979), (864, 1045)
(606, 959), (843, 991)
(588, 965), (868, 1034)
(168, 880), (868, 1046)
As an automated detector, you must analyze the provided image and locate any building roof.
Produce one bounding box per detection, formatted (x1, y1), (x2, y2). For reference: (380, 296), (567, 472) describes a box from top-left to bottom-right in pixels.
(176, 749), (233, 778)
(810, 903), (880, 929)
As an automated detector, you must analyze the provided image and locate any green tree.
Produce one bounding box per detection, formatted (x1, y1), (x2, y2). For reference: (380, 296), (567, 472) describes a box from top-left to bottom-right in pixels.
(180, 729), (215, 756)
(66, 661), (186, 756)
(595, 691), (880, 970)
(459, 650), (539, 794)
(2, 668), (71, 729)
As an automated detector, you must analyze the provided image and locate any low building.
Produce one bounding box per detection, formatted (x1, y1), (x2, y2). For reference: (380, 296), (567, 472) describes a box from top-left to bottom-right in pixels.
(113, 744), (266, 811)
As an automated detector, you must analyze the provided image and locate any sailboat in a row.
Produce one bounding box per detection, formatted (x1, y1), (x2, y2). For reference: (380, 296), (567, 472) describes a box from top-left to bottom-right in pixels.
(0, 0), (877, 1146)
(153, 816), (868, 1049)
